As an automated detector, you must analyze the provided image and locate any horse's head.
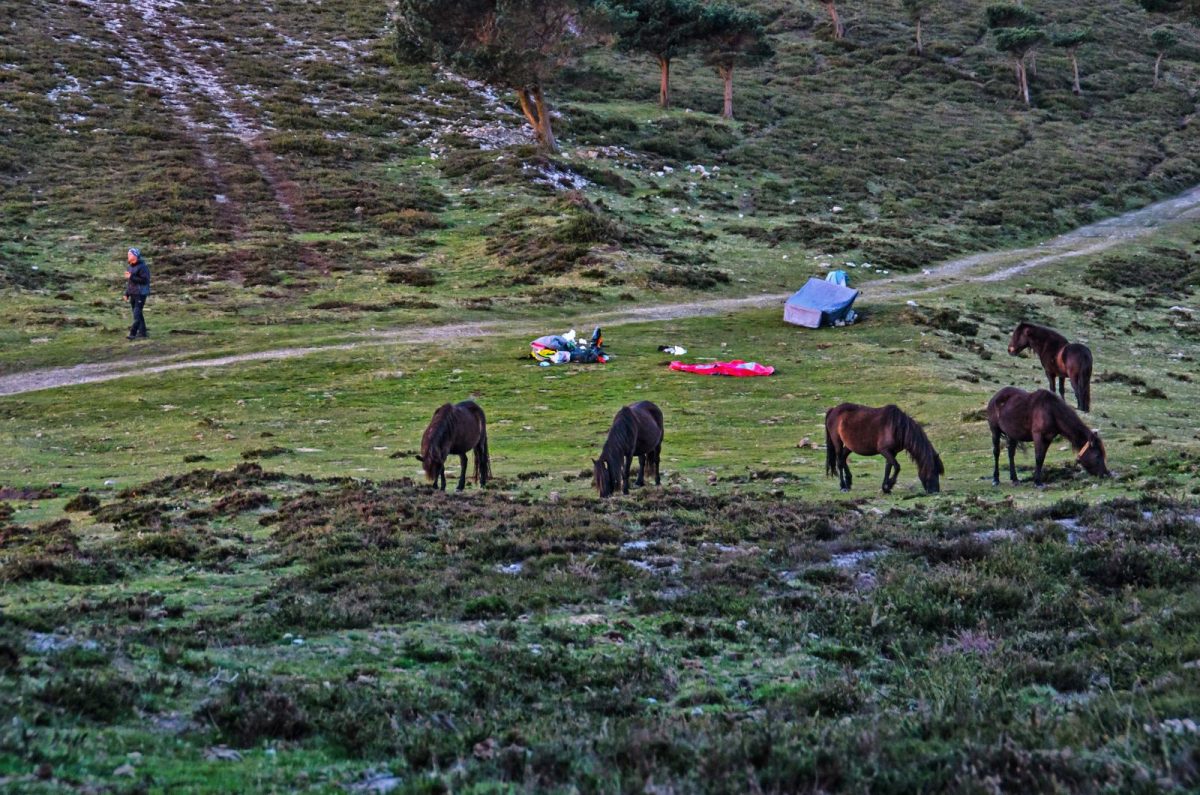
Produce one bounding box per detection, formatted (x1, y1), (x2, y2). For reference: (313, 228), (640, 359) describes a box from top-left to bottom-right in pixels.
(919, 453), (943, 494)
(1077, 433), (1109, 478)
(1008, 323), (1031, 356)
(593, 458), (613, 498)
(414, 452), (441, 482)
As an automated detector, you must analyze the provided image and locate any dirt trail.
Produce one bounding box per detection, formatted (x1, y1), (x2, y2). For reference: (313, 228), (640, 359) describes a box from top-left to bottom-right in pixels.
(4, 184), (1199, 398)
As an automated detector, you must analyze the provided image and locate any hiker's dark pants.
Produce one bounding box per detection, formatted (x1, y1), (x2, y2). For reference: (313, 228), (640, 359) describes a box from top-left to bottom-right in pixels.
(129, 295), (148, 337)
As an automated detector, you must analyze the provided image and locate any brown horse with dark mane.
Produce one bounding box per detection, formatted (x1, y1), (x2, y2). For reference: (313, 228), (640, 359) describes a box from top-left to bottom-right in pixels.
(825, 403), (944, 494)
(1008, 322), (1093, 411)
(415, 400), (491, 491)
(987, 387), (1109, 487)
(593, 401), (664, 498)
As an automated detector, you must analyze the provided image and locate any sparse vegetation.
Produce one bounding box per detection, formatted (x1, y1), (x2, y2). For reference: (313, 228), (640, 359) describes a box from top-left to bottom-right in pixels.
(2, 0), (1200, 791)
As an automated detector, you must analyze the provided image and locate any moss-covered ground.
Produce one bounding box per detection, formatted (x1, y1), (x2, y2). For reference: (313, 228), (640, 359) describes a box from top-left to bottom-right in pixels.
(3, 0), (1200, 790)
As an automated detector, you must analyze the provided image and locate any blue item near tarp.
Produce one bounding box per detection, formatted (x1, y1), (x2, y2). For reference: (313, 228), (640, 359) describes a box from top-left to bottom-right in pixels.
(784, 277), (860, 328)
(826, 270), (849, 287)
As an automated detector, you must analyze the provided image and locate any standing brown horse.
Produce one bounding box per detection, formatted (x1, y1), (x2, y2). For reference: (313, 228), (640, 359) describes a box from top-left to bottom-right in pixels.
(593, 401), (664, 498)
(415, 400), (491, 491)
(987, 387), (1109, 487)
(825, 403), (944, 494)
(1008, 322), (1093, 411)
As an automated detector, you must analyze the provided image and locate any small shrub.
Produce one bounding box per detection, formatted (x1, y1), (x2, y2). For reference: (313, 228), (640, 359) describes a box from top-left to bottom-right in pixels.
(201, 676), (311, 746)
(63, 493), (100, 513)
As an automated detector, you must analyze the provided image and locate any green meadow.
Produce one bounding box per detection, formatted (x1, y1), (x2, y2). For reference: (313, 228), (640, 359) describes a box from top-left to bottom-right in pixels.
(2, 0), (1199, 791)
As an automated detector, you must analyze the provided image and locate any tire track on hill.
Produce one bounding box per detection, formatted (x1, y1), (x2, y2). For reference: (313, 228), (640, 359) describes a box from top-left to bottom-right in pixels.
(3, 183), (1199, 397)
(78, 0), (309, 238)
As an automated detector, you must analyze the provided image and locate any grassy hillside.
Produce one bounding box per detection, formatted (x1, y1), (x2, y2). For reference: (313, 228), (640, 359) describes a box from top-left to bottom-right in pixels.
(2, 0), (1199, 371)
(2, 0), (1200, 792)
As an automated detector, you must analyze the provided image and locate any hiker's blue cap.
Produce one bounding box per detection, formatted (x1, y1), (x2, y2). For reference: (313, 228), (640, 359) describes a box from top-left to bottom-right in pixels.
(128, 247), (140, 258)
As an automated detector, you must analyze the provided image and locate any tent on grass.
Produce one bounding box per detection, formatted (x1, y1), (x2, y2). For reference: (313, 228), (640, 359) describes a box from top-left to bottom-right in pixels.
(784, 277), (860, 328)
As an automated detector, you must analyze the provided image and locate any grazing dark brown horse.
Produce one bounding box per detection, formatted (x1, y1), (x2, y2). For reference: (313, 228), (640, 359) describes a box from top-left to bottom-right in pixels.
(824, 403), (944, 494)
(987, 387), (1109, 487)
(1008, 322), (1093, 411)
(593, 401), (664, 498)
(415, 400), (491, 491)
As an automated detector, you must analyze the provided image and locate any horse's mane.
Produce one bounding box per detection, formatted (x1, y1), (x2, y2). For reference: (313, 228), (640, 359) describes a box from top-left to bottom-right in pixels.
(420, 403), (455, 479)
(1018, 322), (1069, 349)
(885, 405), (940, 477)
(602, 408), (637, 461)
(1042, 392), (1092, 448)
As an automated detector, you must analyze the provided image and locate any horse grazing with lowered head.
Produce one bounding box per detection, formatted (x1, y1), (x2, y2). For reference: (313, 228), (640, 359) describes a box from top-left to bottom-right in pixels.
(415, 400), (491, 491)
(825, 403), (944, 494)
(987, 386), (1109, 487)
(1008, 322), (1093, 411)
(593, 401), (663, 498)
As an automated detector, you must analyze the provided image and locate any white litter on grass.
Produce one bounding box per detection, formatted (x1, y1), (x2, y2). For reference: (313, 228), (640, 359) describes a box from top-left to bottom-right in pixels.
(528, 163), (589, 192)
(29, 632), (99, 653)
(496, 562), (524, 575)
(828, 549), (885, 569)
(47, 75), (85, 102)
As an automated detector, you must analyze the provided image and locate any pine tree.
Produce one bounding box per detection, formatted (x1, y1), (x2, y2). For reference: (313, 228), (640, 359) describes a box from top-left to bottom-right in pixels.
(901, 0), (934, 55)
(985, 5), (1044, 106)
(395, 0), (603, 152)
(1051, 29), (1088, 95)
(699, 5), (773, 120)
(601, 0), (709, 109)
(822, 1), (845, 40)
(1149, 26), (1178, 87)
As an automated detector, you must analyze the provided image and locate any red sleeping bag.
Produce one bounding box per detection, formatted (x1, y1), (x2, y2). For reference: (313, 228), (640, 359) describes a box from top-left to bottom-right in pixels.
(669, 360), (775, 377)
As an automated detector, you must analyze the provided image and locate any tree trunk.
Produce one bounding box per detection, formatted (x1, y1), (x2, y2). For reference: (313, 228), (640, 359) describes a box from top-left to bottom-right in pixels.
(658, 56), (671, 109)
(720, 65), (734, 119)
(532, 84), (557, 152)
(825, 2), (844, 40)
(915, 17), (923, 56)
(1069, 51), (1081, 95)
(1019, 60), (1030, 106)
(1028, 49), (1037, 78)
(516, 86), (557, 152)
(1154, 52), (1164, 88)
(516, 89), (539, 133)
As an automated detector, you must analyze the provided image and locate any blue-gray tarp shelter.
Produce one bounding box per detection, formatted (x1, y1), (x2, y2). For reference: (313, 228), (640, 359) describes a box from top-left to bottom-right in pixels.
(783, 277), (860, 328)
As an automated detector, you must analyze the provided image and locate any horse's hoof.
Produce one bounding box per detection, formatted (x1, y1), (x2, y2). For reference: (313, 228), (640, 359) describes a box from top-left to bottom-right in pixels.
(992, 479), (1000, 487)
(840, 487), (850, 493)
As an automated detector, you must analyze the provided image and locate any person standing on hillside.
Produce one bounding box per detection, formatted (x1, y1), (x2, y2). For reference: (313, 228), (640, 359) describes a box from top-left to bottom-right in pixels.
(123, 247), (151, 340)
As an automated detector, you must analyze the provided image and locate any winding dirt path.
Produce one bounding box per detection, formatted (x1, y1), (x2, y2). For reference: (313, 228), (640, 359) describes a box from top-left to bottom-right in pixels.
(4, 186), (1199, 398)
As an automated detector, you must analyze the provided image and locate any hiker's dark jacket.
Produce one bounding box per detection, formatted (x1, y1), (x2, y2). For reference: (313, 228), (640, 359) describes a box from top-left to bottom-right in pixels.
(125, 259), (151, 297)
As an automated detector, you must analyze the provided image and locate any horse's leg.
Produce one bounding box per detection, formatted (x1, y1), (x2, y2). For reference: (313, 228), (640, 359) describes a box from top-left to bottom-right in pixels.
(1058, 376), (1066, 400)
(1033, 438), (1048, 487)
(653, 445), (662, 485)
(880, 452), (898, 493)
(456, 453), (467, 491)
(622, 455), (632, 494)
(1007, 440), (1019, 484)
(635, 453), (645, 487)
(839, 450), (853, 492)
(438, 464), (446, 491)
(991, 427), (1002, 486)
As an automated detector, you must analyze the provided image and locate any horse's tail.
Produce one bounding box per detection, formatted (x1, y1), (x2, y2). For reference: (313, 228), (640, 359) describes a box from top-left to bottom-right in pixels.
(474, 422), (491, 486)
(1074, 356), (1092, 412)
(824, 413), (837, 477)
